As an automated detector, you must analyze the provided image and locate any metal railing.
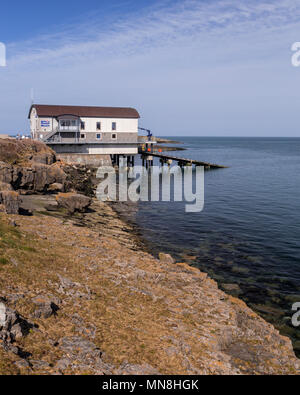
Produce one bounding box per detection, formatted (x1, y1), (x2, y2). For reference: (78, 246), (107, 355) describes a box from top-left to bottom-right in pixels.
(45, 137), (139, 145)
(43, 130), (138, 145)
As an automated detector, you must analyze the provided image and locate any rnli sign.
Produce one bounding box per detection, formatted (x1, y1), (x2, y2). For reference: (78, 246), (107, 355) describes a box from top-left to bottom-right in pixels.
(41, 120), (50, 127)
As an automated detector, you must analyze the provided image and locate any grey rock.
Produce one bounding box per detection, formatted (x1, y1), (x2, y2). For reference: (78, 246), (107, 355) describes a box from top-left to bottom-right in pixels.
(8, 219), (17, 227)
(30, 360), (50, 369)
(6, 294), (25, 305)
(158, 253), (175, 265)
(71, 314), (96, 338)
(0, 302), (33, 351)
(0, 159), (66, 194)
(0, 191), (20, 214)
(117, 362), (159, 375)
(10, 323), (24, 340)
(56, 358), (71, 370)
(60, 336), (101, 358)
(32, 295), (60, 319)
(47, 183), (64, 193)
(0, 303), (6, 327)
(57, 275), (75, 288)
(56, 193), (92, 214)
(10, 258), (19, 267)
(15, 359), (30, 369)
(0, 182), (13, 191)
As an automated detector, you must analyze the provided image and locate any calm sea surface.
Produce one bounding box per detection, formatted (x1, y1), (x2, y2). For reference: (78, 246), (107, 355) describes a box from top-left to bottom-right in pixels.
(114, 137), (300, 355)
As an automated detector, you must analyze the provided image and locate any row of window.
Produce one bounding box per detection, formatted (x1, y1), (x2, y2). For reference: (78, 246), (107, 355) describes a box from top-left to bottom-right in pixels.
(43, 120), (118, 130)
(60, 120), (77, 127)
(80, 133), (117, 140)
(81, 122), (117, 131)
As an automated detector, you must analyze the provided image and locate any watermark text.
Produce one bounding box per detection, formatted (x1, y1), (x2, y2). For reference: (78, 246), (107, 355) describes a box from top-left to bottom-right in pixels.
(96, 160), (204, 213)
(291, 42), (300, 67)
(0, 42), (6, 67)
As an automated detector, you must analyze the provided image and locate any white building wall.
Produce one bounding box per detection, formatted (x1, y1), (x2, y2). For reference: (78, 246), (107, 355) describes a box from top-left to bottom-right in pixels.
(52, 144), (138, 155)
(30, 113), (58, 139)
(87, 146), (137, 154)
(80, 117), (138, 133)
(30, 113), (138, 137)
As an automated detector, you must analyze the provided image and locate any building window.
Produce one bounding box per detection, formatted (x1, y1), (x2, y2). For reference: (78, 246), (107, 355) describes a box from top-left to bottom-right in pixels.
(112, 133), (117, 140)
(96, 133), (101, 140)
(112, 122), (117, 131)
(96, 122), (101, 130)
(80, 133), (86, 139)
(81, 122), (85, 130)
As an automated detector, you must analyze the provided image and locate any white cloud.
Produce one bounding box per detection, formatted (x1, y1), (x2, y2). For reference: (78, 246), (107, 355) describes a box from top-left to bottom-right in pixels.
(6, 0), (300, 68)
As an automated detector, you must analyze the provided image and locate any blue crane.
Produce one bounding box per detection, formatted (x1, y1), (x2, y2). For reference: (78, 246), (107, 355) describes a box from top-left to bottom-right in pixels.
(139, 127), (153, 142)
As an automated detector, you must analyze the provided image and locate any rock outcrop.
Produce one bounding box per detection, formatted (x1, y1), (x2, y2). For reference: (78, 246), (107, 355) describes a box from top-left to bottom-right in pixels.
(0, 182), (13, 191)
(47, 183), (64, 193)
(32, 295), (60, 319)
(0, 140), (67, 194)
(0, 208), (298, 375)
(0, 302), (33, 354)
(0, 139), (56, 166)
(63, 165), (96, 197)
(56, 193), (92, 214)
(0, 191), (20, 214)
(159, 252), (176, 264)
(0, 140), (98, 198)
(0, 162), (67, 194)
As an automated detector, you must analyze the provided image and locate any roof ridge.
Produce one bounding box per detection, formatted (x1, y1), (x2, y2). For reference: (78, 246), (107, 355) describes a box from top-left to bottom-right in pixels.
(28, 104), (140, 119)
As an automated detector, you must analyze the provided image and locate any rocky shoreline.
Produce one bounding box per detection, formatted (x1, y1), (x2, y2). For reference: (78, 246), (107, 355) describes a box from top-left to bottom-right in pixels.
(0, 139), (299, 375)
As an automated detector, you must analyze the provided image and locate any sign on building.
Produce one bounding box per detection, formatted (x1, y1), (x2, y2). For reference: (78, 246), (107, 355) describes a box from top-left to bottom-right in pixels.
(41, 120), (50, 127)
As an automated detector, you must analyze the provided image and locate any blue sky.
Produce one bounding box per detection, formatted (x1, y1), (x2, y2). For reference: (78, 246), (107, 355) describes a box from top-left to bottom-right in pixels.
(0, 1), (161, 42)
(1, 0), (300, 136)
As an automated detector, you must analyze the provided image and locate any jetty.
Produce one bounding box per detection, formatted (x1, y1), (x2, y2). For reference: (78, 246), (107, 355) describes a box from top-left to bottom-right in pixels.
(140, 151), (227, 169)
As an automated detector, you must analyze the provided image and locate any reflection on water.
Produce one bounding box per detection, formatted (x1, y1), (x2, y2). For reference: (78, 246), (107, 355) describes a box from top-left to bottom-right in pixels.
(112, 137), (300, 357)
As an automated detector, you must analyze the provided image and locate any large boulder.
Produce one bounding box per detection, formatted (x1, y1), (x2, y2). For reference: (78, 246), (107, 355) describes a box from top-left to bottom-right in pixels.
(158, 252), (175, 264)
(0, 162), (67, 193)
(0, 139), (66, 194)
(56, 193), (92, 214)
(0, 162), (14, 185)
(0, 182), (12, 191)
(47, 183), (64, 193)
(0, 191), (20, 214)
(32, 295), (60, 319)
(28, 163), (67, 192)
(0, 302), (33, 351)
(0, 139), (56, 166)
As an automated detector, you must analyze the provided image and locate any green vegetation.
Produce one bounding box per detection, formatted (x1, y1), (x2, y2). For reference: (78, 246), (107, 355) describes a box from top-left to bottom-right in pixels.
(0, 257), (8, 265)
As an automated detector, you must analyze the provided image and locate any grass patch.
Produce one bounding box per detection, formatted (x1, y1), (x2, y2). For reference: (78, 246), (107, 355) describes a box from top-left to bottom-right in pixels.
(0, 219), (37, 255)
(0, 220), (22, 251)
(0, 257), (8, 265)
(21, 246), (36, 252)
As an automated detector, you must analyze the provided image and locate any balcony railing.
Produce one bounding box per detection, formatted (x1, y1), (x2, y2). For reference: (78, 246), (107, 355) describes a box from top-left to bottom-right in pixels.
(43, 129), (138, 145)
(46, 135), (80, 143)
(42, 127), (80, 142)
(45, 136), (138, 145)
(58, 126), (80, 132)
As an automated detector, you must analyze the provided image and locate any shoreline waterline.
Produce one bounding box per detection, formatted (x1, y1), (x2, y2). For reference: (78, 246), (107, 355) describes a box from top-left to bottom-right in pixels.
(106, 136), (300, 358)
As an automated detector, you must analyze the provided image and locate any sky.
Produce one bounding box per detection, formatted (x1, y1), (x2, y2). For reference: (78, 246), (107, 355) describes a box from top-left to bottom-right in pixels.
(1, 0), (300, 136)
